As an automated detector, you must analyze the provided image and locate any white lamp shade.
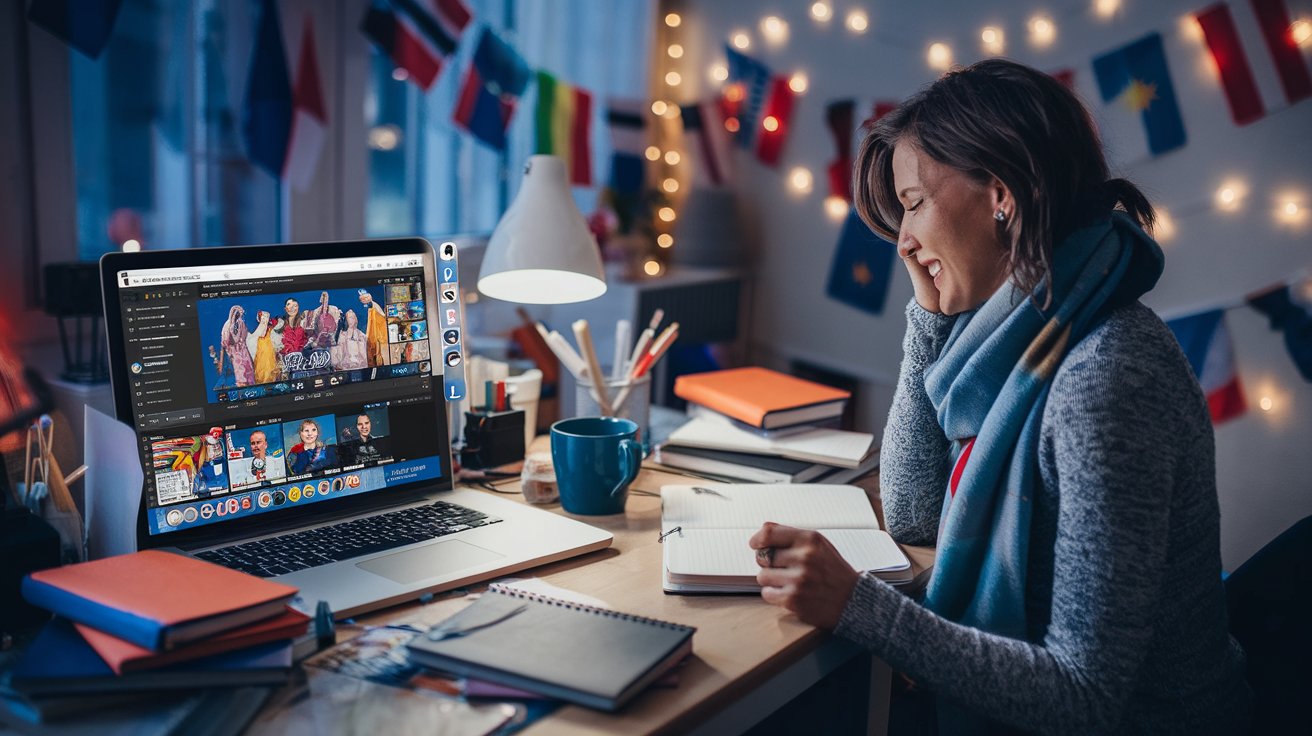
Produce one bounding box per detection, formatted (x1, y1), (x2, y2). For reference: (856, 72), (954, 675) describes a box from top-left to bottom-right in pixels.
(477, 155), (606, 304)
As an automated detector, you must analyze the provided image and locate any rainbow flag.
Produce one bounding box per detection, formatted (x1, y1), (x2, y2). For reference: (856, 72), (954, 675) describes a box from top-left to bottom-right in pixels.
(534, 71), (593, 186)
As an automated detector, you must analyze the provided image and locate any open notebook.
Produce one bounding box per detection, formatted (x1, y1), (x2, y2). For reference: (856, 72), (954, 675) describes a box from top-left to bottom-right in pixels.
(660, 484), (912, 593)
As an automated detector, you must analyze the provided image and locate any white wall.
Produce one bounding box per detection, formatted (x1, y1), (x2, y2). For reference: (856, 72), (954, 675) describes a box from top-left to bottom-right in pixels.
(677, 0), (1312, 568)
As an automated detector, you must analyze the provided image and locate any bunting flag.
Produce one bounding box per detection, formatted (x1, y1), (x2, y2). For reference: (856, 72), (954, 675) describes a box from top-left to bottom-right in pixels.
(755, 76), (796, 167)
(1166, 310), (1246, 423)
(453, 27), (531, 151)
(1247, 285), (1312, 382)
(606, 99), (646, 194)
(1092, 33), (1187, 158)
(825, 210), (895, 316)
(681, 101), (732, 186)
(27, 0), (125, 59)
(360, 0), (471, 90)
(534, 71), (593, 186)
(242, 0), (293, 178)
(724, 46), (772, 148)
(825, 100), (856, 201)
(285, 16), (328, 192)
(1195, 0), (1312, 126)
(1051, 68), (1076, 89)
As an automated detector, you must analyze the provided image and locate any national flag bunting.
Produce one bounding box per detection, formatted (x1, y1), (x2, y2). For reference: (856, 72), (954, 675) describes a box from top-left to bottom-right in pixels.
(1247, 285), (1312, 382)
(1092, 33), (1187, 158)
(242, 0), (293, 178)
(361, 0), (471, 90)
(825, 210), (895, 316)
(28, 0), (125, 59)
(453, 27), (531, 151)
(1195, 0), (1312, 126)
(755, 76), (796, 167)
(680, 101), (732, 186)
(285, 16), (328, 192)
(534, 71), (593, 186)
(606, 99), (646, 194)
(1166, 309), (1246, 423)
(724, 46), (772, 149)
(825, 99), (897, 201)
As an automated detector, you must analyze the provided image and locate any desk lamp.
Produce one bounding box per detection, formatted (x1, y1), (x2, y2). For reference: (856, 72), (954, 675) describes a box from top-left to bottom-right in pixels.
(477, 155), (606, 304)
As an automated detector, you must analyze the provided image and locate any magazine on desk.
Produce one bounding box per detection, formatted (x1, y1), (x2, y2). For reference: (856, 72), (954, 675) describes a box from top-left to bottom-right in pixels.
(660, 484), (911, 593)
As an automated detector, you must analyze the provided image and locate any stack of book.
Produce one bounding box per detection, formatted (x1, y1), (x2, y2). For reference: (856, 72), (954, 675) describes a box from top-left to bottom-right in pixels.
(655, 367), (879, 483)
(1, 550), (309, 730)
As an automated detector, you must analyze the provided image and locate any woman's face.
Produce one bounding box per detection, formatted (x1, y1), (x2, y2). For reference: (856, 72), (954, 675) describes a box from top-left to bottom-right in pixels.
(891, 141), (1011, 315)
(285, 299), (299, 319)
(346, 310), (358, 328)
(300, 423), (319, 445)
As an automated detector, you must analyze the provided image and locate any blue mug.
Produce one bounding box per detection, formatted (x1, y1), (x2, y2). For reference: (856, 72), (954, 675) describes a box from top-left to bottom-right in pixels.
(550, 417), (644, 515)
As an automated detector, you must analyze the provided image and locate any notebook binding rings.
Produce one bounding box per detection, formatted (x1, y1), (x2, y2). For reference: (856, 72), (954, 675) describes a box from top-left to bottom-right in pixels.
(487, 584), (692, 631)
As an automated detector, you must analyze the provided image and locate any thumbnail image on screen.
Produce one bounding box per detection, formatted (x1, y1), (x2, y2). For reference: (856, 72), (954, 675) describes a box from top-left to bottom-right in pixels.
(151, 429), (231, 504)
(335, 406), (392, 467)
(227, 426), (287, 490)
(281, 414), (341, 478)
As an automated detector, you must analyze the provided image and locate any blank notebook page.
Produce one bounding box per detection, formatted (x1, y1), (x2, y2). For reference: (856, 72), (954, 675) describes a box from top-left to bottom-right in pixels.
(661, 484), (881, 530)
(665, 528), (908, 577)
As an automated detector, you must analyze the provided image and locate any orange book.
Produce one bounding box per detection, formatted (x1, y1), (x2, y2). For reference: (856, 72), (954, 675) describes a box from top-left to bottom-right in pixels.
(673, 367), (850, 429)
(76, 608), (310, 674)
(21, 550), (297, 652)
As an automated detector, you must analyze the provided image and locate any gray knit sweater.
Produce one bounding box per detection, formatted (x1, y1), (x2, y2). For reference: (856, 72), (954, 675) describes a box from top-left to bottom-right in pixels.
(835, 299), (1251, 734)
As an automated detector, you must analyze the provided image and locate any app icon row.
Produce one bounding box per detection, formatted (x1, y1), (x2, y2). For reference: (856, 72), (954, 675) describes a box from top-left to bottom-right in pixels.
(163, 474), (363, 527)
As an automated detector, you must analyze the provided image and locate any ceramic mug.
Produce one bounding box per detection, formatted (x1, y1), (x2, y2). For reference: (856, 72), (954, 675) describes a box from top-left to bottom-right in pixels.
(549, 417), (643, 515)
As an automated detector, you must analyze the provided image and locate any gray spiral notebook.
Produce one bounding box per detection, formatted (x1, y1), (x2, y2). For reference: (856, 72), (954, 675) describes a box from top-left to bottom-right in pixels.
(405, 584), (695, 712)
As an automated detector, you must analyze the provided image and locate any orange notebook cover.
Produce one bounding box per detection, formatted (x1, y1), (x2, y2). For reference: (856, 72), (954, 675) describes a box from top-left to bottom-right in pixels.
(22, 550), (297, 651)
(673, 367), (850, 429)
(76, 608), (311, 674)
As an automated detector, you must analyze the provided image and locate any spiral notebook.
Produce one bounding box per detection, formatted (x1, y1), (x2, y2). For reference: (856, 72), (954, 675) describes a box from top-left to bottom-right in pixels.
(405, 585), (695, 712)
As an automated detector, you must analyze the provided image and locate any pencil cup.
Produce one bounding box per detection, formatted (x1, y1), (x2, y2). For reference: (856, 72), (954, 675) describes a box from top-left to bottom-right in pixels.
(574, 373), (651, 441)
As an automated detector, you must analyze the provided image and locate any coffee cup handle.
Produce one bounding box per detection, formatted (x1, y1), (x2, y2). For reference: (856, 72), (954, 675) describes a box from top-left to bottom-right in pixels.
(610, 439), (643, 497)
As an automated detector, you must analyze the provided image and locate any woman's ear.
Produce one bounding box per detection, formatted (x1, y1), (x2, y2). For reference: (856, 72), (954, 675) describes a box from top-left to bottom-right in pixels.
(989, 176), (1015, 219)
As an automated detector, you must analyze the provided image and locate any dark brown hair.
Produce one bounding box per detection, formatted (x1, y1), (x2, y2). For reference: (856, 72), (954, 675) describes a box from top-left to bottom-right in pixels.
(853, 59), (1155, 298)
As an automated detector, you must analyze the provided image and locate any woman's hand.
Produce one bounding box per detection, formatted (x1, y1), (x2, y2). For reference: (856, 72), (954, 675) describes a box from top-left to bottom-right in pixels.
(900, 243), (941, 314)
(750, 522), (861, 629)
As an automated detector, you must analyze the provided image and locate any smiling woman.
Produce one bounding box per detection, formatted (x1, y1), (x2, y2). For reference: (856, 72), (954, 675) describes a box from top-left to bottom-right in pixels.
(749, 59), (1252, 734)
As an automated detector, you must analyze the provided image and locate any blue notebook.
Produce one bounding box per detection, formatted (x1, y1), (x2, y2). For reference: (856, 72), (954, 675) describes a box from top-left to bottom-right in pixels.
(8, 618), (293, 696)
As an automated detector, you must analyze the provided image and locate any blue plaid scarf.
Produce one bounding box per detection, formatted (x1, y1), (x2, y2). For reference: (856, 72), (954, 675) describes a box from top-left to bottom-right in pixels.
(922, 213), (1164, 640)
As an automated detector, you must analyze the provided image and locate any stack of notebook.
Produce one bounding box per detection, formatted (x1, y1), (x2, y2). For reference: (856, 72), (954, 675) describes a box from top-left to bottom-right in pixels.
(657, 367), (879, 483)
(1, 550), (309, 729)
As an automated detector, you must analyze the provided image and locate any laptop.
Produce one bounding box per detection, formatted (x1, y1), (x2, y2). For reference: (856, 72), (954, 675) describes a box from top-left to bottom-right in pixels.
(100, 238), (612, 619)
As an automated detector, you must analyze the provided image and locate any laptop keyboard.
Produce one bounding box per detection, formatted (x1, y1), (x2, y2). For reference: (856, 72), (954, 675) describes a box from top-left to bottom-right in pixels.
(195, 501), (501, 578)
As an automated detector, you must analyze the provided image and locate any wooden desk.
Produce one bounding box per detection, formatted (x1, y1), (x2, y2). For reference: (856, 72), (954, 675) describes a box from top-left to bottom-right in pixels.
(351, 459), (933, 736)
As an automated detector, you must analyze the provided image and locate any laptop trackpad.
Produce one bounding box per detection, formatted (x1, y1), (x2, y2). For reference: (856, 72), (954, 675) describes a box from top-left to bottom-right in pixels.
(356, 540), (504, 584)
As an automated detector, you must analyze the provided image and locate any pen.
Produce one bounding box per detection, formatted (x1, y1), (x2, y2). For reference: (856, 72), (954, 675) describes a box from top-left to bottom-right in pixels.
(572, 320), (614, 416)
(613, 323), (678, 411)
(611, 320), (631, 382)
(625, 327), (655, 377)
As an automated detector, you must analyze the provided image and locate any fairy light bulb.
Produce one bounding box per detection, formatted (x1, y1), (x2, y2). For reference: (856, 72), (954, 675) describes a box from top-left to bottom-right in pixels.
(1095, 0), (1120, 20)
(928, 42), (952, 71)
(1292, 20), (1312, 46)
(725, 117), (741, 133)
(658, 207), (676, 222)
(665, 13), (681, 28)
(1259, 395), (1274, 412)
(645, 146), (661, 162)
(762, 115), (780, 132)
(846, 10), (869, 34)
(789, 72), (809, 94)
(664, 150), (681, 165)
(1215, 181), (1246, 211)
(662, 177), (679, 193)
(981, 26), (1005, 54)
(761, 16), (788, 46)
(710, 63), (729, 82)
(1030, 15), (1056, 47)
(824, 196), (848, 220)
(663, 103), (680, 119)
(665, 71), (682, 86)
(1181, 15), (1205, 44)
(651, 100), (668, 116)
(1276, 195), (1306, 225)
(667, 43), (684, 59)
(724, 84), (745, 102)
(1154, 208), (1176, 242)
(789, 167), (813, 194)
(657, 233), (674, 248)
(811, 2), (832, 22)
(644, 260), (662, 276)
(732, 30), (751, 50)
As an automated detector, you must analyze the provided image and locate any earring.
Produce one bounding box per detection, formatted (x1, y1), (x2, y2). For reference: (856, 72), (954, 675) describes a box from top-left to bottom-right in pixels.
(994, 210), (1006, 222)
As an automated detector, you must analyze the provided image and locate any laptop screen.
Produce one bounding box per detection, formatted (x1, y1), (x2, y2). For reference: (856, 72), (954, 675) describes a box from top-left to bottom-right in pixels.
(109, 248), (458, 539)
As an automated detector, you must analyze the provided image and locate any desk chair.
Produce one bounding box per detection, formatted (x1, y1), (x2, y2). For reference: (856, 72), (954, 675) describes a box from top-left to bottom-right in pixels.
(1224, 515), (1312, 734)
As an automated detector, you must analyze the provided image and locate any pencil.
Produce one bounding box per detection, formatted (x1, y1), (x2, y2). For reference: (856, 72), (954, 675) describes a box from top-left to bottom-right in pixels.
(572, 320), (614, 416)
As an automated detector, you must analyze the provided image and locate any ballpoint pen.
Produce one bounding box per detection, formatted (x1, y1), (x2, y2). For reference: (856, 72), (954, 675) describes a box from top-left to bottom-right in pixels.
(612, 323), (678, 411)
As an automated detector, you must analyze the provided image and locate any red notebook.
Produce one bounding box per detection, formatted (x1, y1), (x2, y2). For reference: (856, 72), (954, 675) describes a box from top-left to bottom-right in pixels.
(673, 367), (850, 429)
(22, 550), (297, 651)
(76, 608), (310, 674)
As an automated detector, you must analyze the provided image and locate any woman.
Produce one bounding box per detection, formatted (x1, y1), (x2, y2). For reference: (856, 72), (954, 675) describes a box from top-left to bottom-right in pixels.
(358, 289), (389, 367)
(219, 306), (255, 387)
(749, 60), (1250, 734)
(287, 419), (337, 475)
(333, 309), (369, 370)
(249, 311), (281, 384)
(276, 298), (307, 357)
